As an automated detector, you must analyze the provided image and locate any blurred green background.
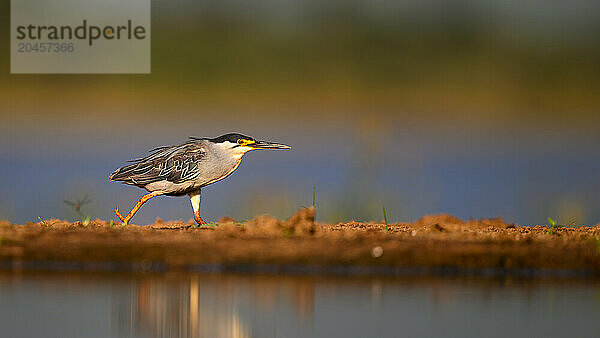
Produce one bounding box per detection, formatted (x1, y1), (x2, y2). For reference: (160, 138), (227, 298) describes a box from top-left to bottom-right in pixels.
(1, 0), (599, 225)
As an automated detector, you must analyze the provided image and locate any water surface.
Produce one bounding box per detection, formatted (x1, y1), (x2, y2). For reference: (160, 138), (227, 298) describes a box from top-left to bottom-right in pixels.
(0, 271), (598, 338)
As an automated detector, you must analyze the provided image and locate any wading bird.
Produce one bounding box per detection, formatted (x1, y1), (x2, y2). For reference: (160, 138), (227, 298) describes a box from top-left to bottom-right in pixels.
(110, 133), (291, 225)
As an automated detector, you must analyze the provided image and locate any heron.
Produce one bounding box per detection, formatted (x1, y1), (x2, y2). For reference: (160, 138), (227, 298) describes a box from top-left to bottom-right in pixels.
(109, 133), (290, 225)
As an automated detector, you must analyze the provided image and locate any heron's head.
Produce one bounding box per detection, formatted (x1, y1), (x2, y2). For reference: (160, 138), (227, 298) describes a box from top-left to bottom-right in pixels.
(210, 133), (291, 159)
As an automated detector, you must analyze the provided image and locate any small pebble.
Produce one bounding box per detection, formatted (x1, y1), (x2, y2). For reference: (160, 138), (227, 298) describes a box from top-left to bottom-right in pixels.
(371, 246), (383, 258)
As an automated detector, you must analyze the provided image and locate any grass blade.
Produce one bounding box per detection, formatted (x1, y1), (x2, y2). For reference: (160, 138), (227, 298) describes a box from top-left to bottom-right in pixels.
(382, 202), (389, 232)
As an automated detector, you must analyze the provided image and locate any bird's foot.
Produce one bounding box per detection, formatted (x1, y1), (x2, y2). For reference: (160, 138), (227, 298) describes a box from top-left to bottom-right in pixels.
(114, 205), (128, 225)
(194, 211), (208, 226)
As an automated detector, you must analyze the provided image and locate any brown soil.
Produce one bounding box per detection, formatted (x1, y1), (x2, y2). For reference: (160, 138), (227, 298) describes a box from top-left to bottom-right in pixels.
(1, 208), (599, 273)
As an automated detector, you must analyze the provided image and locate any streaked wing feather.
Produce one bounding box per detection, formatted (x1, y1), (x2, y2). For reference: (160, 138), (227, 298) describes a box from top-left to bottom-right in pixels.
(110, 141), (206, 186)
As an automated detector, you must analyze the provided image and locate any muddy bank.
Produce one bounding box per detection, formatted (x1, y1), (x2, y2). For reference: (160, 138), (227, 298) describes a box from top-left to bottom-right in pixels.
(0, 208), (599, 274)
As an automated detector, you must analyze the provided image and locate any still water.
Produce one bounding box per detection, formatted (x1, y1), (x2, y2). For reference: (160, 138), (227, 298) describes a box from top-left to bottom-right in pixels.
(0, 271), (598, 338)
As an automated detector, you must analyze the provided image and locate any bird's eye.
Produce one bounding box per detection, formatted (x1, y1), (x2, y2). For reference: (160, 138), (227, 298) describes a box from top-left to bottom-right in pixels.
(236, 139), (255, 146)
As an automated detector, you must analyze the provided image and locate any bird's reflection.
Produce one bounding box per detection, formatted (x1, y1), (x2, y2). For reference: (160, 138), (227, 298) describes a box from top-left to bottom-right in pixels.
(113, 273), (315, 338)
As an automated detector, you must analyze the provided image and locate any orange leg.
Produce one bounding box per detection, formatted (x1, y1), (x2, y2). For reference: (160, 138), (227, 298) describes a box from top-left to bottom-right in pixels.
(114, 191), (163, 225)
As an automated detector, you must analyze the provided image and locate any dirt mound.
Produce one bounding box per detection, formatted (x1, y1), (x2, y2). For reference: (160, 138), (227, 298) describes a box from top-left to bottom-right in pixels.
(243, 206), (316, 236)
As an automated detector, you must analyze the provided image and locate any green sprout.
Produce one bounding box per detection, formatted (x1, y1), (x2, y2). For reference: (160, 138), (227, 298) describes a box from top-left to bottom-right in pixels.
(382, 202), (390, 232)
(109, 220), (114, 228)
(64, 195), (93, 226)
(81, 215), (91, 227)
(547, 217), (559, 234)
(37, 217), (58, 227)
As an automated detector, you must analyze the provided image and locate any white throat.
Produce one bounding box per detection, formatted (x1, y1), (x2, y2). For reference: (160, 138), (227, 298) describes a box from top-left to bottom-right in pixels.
(232, 146), (254, 159)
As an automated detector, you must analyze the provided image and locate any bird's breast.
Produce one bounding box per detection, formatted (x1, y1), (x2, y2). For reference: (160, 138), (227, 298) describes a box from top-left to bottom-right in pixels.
(195, 156), (242, 188)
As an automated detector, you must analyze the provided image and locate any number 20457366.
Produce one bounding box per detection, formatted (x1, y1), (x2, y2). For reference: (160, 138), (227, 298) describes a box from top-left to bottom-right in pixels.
(17, 42), (74, 53)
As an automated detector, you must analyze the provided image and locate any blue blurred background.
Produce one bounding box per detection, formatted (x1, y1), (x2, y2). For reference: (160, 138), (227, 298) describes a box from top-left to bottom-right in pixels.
(1, 0), (599, 225)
